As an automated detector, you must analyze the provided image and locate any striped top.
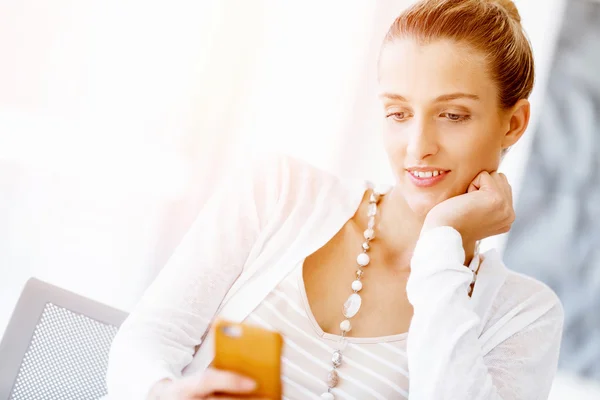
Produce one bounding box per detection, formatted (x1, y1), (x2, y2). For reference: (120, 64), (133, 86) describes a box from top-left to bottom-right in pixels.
(244, 260), (409, 400)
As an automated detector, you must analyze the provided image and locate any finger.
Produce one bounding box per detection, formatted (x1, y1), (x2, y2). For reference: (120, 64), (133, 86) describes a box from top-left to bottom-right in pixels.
(494, 172), (510, 191)
(505, 181), (514, 208)
(467, 180), (479, 193)
(494, 224), (512, 235)
(489, 171), (505, 184)
(468, 171), (495, 193)
(188, 368), (256, 396)
(492, 171), (510, 186)
(489, 172), (514, 200)
(494, 173), (514, 207)
(467, 171), (488, 193)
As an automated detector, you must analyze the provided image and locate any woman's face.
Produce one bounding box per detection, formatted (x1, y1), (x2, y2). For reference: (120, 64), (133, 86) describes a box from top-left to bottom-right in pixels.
(378, 38), (517, 217)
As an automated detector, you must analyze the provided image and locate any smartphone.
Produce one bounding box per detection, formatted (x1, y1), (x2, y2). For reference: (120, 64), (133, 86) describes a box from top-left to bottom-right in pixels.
(212, 319), (283, 399)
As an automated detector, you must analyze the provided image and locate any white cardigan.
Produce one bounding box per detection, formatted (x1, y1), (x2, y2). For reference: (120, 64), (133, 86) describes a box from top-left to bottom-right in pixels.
(106, 153), (563, 400)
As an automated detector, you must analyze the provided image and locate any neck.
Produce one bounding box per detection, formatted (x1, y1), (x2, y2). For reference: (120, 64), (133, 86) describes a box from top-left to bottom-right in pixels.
(370, 187), (476, 269)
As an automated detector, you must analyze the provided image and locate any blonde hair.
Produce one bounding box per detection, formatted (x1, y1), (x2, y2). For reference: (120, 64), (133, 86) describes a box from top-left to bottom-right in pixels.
(383, 0), (534, 109)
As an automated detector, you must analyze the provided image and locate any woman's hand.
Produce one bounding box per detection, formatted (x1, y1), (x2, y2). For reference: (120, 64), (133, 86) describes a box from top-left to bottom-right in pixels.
(422, 171), (515, 244)
(149, 368), (267, 400)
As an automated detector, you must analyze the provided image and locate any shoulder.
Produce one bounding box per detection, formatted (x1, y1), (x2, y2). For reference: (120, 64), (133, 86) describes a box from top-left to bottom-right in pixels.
(247, 151), (346, 186)
(501, 269), (562, 309)
(229, 151), (366, 225)
(241, 151), (364, 204)
(232, 151), (336, 187)
(481, 252), (564, 333)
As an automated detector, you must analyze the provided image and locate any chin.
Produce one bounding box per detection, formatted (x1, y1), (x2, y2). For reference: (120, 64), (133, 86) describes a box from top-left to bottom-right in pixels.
(397, 173), (459, 219)
(399, 189), (440, 218)
(400, 185), (452, 219)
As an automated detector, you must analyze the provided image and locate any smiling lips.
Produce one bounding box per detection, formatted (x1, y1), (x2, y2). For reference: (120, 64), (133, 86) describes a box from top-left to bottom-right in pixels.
(406, 168), (450, 188)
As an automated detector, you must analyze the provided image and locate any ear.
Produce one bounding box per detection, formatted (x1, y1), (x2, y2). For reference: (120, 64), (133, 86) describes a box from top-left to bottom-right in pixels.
(501, 99), (530, 149)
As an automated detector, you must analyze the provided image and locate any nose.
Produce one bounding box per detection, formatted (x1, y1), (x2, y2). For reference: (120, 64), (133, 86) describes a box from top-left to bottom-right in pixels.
(406, 119), (439, 160)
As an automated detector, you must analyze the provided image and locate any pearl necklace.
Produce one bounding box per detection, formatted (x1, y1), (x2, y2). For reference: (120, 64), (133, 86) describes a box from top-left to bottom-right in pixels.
(318, 185), (480, 398)
(320, 186), (386, 399)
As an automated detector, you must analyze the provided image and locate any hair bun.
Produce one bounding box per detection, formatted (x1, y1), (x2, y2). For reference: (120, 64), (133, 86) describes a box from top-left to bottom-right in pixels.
(490, 0), (521, 23)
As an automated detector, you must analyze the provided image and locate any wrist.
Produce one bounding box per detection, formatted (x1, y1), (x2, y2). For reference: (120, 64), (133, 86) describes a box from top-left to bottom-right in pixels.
(422, 216), (452, 234)
(412, 225), (466, 269)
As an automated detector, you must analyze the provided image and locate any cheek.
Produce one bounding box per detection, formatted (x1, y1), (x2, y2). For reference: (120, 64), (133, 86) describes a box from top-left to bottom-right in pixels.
(382, 119), (503, 179)
(462, 129), (503, 167)
(448, 128), (503, 185)
(382, 128), (406, 163)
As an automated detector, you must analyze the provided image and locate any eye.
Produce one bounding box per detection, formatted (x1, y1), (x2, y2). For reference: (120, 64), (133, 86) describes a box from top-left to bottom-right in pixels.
(441, 112), (471, 122)
(386, 112), (409, 122)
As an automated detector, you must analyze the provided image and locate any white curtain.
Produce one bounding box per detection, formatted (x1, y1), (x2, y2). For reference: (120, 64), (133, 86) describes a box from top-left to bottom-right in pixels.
(0, 0), (564, 327)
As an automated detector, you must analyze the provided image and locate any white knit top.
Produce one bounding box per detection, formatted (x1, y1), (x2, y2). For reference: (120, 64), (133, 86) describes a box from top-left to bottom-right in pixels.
(106, 153), (564, 400)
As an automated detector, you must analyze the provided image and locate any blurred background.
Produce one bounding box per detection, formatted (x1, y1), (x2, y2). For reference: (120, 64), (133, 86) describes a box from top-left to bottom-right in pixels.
(0, 0), (598, 398)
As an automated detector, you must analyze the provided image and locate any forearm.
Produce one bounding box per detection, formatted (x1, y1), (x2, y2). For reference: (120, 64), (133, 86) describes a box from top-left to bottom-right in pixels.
(406, 226), (562, 400)
(407, 227), (500, 399)
(106, 153), (286, 399)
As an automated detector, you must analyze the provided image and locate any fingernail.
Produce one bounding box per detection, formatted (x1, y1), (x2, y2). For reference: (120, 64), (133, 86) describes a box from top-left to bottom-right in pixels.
(241, 378), (257, 390)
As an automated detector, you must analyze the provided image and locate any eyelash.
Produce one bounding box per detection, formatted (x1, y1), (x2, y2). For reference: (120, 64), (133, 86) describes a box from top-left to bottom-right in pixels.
(385, 112), (471, 123)
(441, 113), (471, 123)
(385, 112), (409, 122)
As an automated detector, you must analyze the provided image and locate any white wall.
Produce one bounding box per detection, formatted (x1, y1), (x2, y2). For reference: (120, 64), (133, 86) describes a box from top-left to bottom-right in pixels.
(0, 0), (568, 329)
(0, 0), (568, 349)
(0, 0), (226, 331)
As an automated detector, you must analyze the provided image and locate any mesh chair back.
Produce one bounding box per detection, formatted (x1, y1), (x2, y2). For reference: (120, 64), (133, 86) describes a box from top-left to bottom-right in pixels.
(0, 279), (128, 400)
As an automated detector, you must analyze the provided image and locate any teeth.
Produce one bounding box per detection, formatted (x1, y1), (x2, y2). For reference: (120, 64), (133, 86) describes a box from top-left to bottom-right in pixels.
(411, 170), (445, 178)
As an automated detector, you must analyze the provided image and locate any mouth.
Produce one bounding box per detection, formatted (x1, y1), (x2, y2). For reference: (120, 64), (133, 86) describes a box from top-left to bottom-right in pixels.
(405, 168), (450, 188)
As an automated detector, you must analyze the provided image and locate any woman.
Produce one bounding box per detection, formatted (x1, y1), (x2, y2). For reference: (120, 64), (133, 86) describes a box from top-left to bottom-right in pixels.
(107, 0), (563, 398)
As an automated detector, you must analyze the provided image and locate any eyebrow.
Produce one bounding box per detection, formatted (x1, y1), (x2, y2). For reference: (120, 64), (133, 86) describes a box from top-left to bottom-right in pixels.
(379, 92), (480, 102)
(435, 93), (480, 102)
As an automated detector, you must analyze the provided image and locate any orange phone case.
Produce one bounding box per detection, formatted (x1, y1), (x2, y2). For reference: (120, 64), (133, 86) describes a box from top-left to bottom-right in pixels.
(212, 319), (283, 399)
